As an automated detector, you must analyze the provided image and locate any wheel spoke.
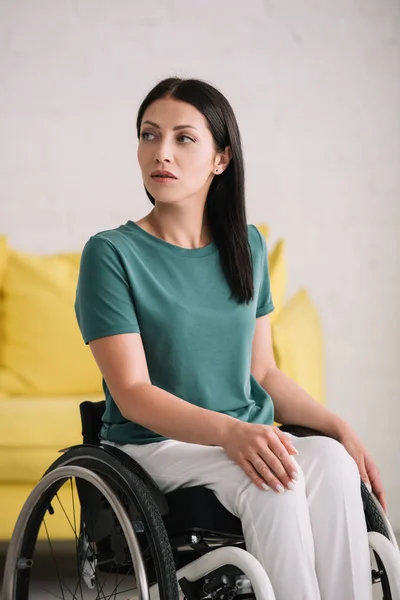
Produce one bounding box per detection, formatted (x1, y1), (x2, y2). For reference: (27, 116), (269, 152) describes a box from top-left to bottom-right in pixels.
(71, 478), (77, 535)
(42, 519), (67, 600)
(94, 566), (110, 600)
(8, 461), (175, 600)
(112, 563), (120, 600)
(36, 586), (67, 600)
(107, 564), (136, 599)
(70, 536), (90, 600)
(53, 485), (97, 600)
(55, 490), (80, 540)
(54, 485), (91, 600)
(70, 480), (84, 600)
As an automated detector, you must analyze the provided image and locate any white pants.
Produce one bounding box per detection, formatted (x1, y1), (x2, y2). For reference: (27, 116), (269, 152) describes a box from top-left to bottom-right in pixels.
(106, 433), (372, 600)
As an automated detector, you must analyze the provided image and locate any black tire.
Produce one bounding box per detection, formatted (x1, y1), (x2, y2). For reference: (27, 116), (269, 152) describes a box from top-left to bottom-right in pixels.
(2, 447), (179, 599)
(45, 446), (179, 600)
(362, 482), (393, 600)
(362, 482), (391, 541)
(4, 465), (147, 599)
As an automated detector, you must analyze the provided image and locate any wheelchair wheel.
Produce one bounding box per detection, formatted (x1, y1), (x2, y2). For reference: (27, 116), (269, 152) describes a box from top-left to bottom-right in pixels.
(363, 483), (400, 600)
(2, 450), (179, 600)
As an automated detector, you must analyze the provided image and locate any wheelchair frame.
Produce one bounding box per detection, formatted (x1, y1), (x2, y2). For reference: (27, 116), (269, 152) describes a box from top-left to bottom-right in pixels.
(2, 401), (400, 600)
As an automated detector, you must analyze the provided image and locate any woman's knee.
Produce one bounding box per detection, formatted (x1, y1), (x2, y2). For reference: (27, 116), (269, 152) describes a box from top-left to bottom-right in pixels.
(309, 436), (360, 485)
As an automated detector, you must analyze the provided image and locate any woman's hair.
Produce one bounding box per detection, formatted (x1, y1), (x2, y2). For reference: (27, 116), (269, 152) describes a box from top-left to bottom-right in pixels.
(136, 77), (254, 305)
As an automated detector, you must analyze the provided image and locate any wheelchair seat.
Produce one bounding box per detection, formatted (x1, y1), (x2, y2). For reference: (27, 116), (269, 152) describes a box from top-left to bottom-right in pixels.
(80, 400), (243, 549)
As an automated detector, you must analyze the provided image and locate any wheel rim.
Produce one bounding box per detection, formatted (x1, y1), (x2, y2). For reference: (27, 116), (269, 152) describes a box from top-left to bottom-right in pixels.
(373, 550), (392, 600)
(2, 466), (149, 600)
(45, 449), (179, 598)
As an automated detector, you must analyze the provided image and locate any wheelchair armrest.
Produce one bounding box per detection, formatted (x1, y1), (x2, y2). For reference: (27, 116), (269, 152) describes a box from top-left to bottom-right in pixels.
(278, 424), (329, 438)
(100, 444), (169, 516)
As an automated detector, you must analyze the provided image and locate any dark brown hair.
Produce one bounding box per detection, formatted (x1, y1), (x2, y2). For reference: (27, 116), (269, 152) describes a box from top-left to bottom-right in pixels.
(136, 77), (253, 304)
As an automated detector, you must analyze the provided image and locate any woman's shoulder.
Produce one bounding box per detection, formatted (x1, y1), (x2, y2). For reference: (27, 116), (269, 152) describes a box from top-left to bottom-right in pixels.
(88, 222), (131, 246)
(81, 223), (138, 266)
(247, 224), (266, 256)
(84, 221), (140, 252)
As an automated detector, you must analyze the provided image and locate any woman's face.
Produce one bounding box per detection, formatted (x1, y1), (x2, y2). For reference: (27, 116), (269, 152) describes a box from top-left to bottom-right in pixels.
(137, 97), (223, 204)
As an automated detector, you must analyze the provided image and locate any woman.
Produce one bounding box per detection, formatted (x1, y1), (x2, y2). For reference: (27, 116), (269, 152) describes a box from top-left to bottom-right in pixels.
(75, 77), (386, 600)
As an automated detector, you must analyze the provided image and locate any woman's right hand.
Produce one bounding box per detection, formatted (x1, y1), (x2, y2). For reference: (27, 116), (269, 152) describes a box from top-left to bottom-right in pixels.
(221, 421), (300, 493)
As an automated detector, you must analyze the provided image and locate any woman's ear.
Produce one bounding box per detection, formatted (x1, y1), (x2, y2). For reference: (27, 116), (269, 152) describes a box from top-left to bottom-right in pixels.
(215, 145), (232, 173)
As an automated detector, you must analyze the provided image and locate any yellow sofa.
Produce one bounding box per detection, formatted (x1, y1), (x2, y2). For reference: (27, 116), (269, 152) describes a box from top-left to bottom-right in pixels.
(0, 226), (324, 540)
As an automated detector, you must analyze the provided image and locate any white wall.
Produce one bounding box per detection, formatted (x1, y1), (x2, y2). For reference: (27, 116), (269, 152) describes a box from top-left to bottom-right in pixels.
(1, 0), (399, 527)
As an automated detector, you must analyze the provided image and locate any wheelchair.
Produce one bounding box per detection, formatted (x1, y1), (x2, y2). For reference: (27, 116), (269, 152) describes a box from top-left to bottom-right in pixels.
(2, 401), (400, 599)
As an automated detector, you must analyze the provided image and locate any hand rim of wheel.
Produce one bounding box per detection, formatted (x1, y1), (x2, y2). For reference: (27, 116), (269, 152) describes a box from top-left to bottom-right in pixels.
(2, 465), (149, 600)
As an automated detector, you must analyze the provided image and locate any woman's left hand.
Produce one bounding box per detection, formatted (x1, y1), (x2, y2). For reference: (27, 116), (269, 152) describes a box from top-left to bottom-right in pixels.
(338, 427), (387, 515)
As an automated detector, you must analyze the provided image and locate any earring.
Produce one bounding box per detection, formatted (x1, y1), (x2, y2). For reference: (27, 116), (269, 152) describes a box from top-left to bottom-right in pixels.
(215, 169), (220, 173)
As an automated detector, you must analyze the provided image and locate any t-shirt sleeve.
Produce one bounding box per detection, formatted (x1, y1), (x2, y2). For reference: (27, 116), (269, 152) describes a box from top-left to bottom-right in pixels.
(75, 235), (141, 344)
(253, 226), (275, 318)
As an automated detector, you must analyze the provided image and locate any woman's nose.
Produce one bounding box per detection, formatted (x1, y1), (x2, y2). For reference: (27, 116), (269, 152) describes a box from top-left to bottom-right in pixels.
(154, 139), (173, 163)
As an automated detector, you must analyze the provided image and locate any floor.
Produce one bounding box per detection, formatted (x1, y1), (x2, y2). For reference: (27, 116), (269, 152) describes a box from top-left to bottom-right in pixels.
(0, 539), (398, 599)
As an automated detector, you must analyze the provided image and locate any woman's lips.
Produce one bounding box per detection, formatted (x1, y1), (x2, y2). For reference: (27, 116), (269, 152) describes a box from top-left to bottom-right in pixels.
(151, 175), (178, 183)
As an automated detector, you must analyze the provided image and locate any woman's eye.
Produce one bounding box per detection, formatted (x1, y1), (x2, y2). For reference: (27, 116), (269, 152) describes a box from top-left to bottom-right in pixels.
(177, 135), (194, 143)
(141, 132), (156, 141)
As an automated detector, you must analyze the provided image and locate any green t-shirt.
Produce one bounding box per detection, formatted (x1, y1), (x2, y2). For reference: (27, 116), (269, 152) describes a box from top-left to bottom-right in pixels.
(75, 221), (275, 444)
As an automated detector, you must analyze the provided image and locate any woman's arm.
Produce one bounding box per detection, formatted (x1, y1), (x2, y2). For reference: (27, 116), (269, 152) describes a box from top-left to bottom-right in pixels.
(261, 367), (349, 439)
(251, 313), (349, 440)
(89, 331), (299, 493)
(252, 314), (387, 509)
(89, 333), (237, 447)
(261, 366), (387, 511)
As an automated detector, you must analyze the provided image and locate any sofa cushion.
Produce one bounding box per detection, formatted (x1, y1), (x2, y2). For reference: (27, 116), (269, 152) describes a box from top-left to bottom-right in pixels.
(0, 483), (80, 540)
(0, 394), (103, 482)
(256, 223), (269, 239)
(268, 239), (287, 325)
(272, 289), (324, 404)
(0, 237), (9, 398)
(255, 225), (287, 325)
(0, 236), (8, 284)
(0, 231), (285, 397)
(0, 248), (103, 396)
